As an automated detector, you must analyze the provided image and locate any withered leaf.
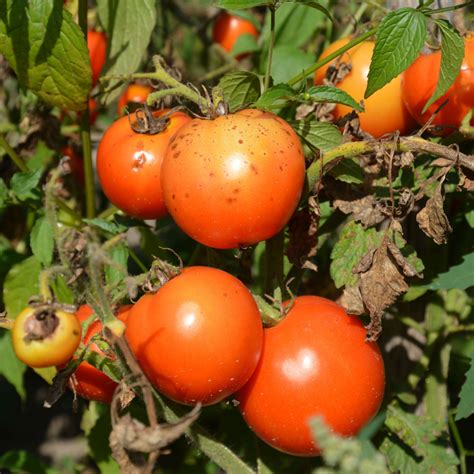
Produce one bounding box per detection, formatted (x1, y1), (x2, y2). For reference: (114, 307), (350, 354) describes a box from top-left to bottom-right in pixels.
(333, 195), (385, 228)
(287, 196), (320, 270)
(338, 285), (365, 315)
(416, 185), (452, 245)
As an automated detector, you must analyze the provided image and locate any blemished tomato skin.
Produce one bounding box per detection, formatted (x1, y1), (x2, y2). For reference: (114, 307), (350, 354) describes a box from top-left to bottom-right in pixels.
(69, 305), (131, 404)
(212, 12), (258, 56)
(236, 296), (385, 456)
(12, 307), (82, 368)
(125, 267), (263, 406)
(118, 84), (153, 115)
(96, 109), (191, 219)
(161, 109), (306, 249)
(87, 30), (107, 87)
(314, 40), (415, 138)
(402, 36), (474, 133)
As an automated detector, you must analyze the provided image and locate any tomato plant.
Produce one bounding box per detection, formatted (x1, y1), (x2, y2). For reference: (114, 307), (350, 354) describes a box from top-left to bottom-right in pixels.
(125, 266), (263, 405)
(161, 109), (306, 249)
(96, 109), (191, 219)
(12, 307), (82, 368)
(315, 39), (415, 137)
(212, 12), (259, 58)
(402, 35), (474, 133)
(118, 83), (153, 115)
(67, 305), (131, 404)
(236, 296), (385, 456)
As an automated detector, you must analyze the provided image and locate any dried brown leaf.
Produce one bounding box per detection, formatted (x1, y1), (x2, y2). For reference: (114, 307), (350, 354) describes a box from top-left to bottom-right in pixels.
(416, 185), (452, 245)
(386, 239), (421, 278)
(338, 285), (365, 315)
(287, 196), (320, 270)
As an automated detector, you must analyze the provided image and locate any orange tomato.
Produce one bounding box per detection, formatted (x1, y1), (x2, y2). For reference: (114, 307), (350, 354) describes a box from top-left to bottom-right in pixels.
(402, 35), (474, 134)
(161, 109), (306, 249)
(118, 84), (153, 116)
(69, 305), (131, 404)
(87, 30), (107, 87)
(237, 296), (385, 456)
(315, 39), (415, 137)
(96, 109), (191, 219)
(212, 12), (258, 58)
(125, 267), (263, 406)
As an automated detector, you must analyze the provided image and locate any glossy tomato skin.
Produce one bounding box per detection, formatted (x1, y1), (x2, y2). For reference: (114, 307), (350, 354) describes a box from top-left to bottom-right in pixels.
(118, 84), (153, 115)
(212, 12), (258, 57)
(402, 56), (468, 133)
(237, 296), (385, 456)
(126, 267), (263, 406)
(315, 40), (415, 138)
(12, 307), (82, 368)
(87, 30), (107, 87)
(161, 109), (306, 249)
(97, 109), (191, 219)
(69, 305), (131, 404)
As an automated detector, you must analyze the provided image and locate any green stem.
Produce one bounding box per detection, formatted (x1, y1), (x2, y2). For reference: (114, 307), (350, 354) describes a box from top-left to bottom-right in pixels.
(78, 0), (95, 219)
(287, 27), (377, 87)
(128, 247), (148, 273)
(448, 411), (467, 474)
(263, 231), (285, 297)
(341, 3), (368, 38)
(264, 6), (276, 92)
(97, 205), (118, 220)
(425, 2), (472, 14)
(54, 197), (82, 224)
(0, 135), (28, 172)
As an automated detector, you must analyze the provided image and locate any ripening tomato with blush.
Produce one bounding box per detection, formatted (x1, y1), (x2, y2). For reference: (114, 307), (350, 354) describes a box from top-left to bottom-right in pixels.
(96, 109), (191, 219)
(12, 306), (82, 368)
(118, 84), (153, 116)
(161, 109), (306, 249)
(67, 305), (131, 404)
(402, 34), (474, 134)
(87, 30), (107, 87)
(314, 39), (415, 137)
(125, 266), (263, 406)
(236, 296), (385, 456)
(212, 12), (258, 58)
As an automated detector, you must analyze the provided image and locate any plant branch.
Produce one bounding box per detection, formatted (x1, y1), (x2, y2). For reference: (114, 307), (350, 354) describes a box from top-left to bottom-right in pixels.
(0, 135), (28, 172)
(264, 6), (276, 92)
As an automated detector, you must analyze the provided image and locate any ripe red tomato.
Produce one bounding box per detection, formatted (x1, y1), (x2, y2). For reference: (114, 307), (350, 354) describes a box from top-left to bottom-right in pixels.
(212, 12), (258, 57)
(402, 35), (474, 133)
(314, 39), (415, 137)
(96, 109), (191, 219)
(87, 30), (106, 87)
(118, 84), (153, 115)
(69, 305), (131, 404)
(12, 307), (82, 368)
(237, 296), (385, 456)
(125, 267), (263, 406)
(161, 109), (305, 249)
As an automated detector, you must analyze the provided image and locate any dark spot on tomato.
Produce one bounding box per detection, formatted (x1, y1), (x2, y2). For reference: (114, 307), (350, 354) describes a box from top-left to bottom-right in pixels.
(172, 194), (176, 200)
(226, 198), (236, 204)
(233, 188), (240, 194)
(279, 165), (283, 171)
(171, 142), (178, 150)
(238, 139), (243, 144)
(251, 164), (258, 174)
(209, 172), (215, 177)
(173, 151), (181, 158)
(185, 193), (189, 198)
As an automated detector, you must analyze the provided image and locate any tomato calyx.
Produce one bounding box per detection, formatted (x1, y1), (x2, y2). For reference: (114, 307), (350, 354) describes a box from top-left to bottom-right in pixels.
(128, 104), (178, 135)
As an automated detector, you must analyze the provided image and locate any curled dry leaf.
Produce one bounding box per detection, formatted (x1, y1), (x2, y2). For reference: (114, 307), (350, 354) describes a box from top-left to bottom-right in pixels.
(287, 195), (320, 270)
(338, 285), (365, 315)
(416, 184), (452, 245)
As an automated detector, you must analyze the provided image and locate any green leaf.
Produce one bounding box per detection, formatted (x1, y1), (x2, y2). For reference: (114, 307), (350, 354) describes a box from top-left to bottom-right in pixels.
(0, 450), (58, 474)
(216, 0), (271, 8)
(0, 332), (26, 401)
(423, 20), (464, 112)
(0, 0), (91, 111)
(330, 221), (383, 288)
(30, 216), (54, 266)
(254, 84), (296, 109)
(456, 353), (474, 421)
(329, 158), (365, 184)
(465, 209), (474, 228)
(218, 71), (261, 112)
(365, 8), (427, 98)
(231, 33), (259, 57)
(27, 141), (55, 171)
(0, 179), (10, 209)
(3, 256), (41, 318)
(104, 243), (129, 294)
(392, 230), (425, 275)
(289, 120), (342, 152)
(427, 252), (474, 290)
(271, 45), (314, 84)
(10, 169), (42, 201)
(83, 218), (127, 235)
(380, 405), (459, 473)
(286, 0), (333, 23)
(306, 85), (363, 111)
(50, 275), (74, 304)
(96, 0), (157, 102)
